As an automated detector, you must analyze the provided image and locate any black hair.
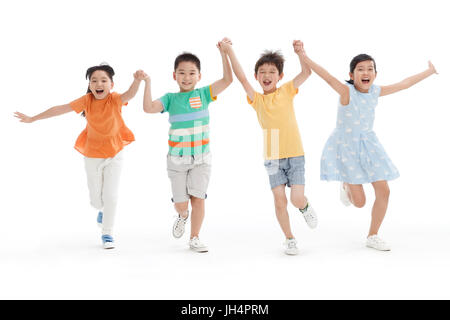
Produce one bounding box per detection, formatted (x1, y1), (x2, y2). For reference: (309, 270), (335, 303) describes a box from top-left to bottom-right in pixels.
(81, 64), (115, 117)
(174, 52), (201, 71)
(255, 50), (285, 75)
(346, 54), (377, 84)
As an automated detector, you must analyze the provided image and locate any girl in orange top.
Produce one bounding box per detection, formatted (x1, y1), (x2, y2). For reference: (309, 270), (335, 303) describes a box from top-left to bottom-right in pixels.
(15, 64), (148, 249)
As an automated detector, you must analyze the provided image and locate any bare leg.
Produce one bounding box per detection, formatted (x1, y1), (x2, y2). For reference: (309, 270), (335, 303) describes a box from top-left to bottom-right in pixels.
(272, 185), (294, 239)
(190, 196), (205, 239)
(344, 183), (366, 208)
(174, 201), (189, 219)
(290, 184), (307, 210)
(369, 180), (390, 236)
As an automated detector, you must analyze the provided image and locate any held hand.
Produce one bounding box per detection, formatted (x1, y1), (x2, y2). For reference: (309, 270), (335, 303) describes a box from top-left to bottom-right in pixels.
(134, 70), (148, 81)
(296, 41), (308, 61)
(221, 37), (232, 45)
(143, 72), (151, 84)
(14, 111), (33, 123)
(217, 37), (232, 54)
(293, 40), (304, 54)
(428, 61), (438, 74)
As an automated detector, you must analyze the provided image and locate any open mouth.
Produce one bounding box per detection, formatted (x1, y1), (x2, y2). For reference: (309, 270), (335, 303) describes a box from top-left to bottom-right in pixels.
(95, 89), (105, 95)
(361, 79), (370, 84)
(263, 80), (272, 86)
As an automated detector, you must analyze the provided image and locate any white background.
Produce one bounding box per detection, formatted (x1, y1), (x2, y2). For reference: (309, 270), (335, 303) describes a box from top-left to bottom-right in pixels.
(1, 0), (449, 299)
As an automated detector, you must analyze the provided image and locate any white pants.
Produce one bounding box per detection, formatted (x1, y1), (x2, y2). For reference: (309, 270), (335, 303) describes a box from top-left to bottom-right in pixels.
(84, 150), (124, 235)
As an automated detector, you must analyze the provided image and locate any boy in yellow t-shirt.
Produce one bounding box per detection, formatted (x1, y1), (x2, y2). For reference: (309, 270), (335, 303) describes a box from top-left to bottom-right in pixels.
(221, 39), (318, 255)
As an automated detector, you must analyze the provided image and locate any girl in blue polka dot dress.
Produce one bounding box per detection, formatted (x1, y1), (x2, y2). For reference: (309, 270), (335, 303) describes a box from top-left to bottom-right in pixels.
(299, 43), (437, 251)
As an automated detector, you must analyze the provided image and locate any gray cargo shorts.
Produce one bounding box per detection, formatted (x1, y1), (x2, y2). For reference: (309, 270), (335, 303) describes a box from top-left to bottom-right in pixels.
(167, 153), (212, 203)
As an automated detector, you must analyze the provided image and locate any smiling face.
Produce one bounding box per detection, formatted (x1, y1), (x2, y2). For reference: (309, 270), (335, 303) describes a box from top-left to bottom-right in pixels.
(255, 63), (284, 94)
(350, 60), (377, 93)
(173, 61), (201, 92)
(89, 70), (114, 99)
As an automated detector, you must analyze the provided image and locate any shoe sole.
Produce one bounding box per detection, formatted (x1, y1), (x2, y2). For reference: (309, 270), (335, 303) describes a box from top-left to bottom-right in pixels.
(366, 244), (391, 251)
(103, 244), (115, 249)
(190, 247), (208, 253)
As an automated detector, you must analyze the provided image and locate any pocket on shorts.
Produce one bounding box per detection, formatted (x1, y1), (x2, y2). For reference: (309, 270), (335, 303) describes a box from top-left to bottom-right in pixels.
(264, 159), (280, 176)
(167, 154), (188, 170)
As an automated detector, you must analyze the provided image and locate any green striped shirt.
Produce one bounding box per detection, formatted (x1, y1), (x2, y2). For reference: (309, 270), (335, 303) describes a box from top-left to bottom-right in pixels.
(159, 86), (216, 156)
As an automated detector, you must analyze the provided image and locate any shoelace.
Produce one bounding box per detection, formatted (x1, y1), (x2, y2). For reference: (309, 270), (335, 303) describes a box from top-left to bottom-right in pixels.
(174, 216), (187, 232)
(191, 237), (203, 247)
(302, 210), (316, 222)
(369, 236), (387, 248)
(286, 240), (297, 249)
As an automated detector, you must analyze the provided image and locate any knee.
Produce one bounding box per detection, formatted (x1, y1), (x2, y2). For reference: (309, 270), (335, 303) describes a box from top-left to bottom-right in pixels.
(190, 196), (204, 209)
(291, 195), (307, 209)
(352, 195), (366, 208)
(376, 186), (390, 202)
(174, 201), (189, 212)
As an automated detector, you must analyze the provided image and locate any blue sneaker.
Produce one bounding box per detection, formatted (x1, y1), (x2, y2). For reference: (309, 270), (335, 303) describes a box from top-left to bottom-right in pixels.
(102, 234), (115, 249)
(97, 211), (103, 228)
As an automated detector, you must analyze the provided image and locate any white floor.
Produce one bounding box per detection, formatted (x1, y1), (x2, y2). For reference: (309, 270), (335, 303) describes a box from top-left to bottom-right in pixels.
(2, 180), (449, 300)
(2, 0), (449, 300)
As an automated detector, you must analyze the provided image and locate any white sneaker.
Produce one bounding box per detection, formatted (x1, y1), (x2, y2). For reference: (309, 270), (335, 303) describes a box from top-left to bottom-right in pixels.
(284, 238), (299, 255)
(366, 235), (391, 251)
(189, 237), (208, 253)
(172, 212), (189, 239)
(299, 202), (318, 229)
(101, 234), (115, 249)
(340, 183), (351, 206)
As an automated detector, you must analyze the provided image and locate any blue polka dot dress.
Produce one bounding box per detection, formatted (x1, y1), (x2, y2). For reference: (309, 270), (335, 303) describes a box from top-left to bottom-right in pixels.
(320, 84), (399, 184)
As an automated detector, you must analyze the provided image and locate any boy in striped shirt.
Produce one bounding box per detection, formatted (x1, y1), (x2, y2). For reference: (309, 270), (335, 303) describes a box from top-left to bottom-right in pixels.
(143, 40), (233, 252)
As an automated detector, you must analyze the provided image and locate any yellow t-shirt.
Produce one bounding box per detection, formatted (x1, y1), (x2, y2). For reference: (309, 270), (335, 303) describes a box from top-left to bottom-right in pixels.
(247, 81), (304, 160)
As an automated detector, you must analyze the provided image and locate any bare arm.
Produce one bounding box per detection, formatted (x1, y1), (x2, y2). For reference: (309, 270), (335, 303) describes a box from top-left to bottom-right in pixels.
(299, 44), (350, 105)
(14, 104), (73, 123)
(380, 61), (437, 96)
(121, 70), (145, 103)
(143, 77), (164, 113)
(221, 39), (256, 102)
(292, 40), (312, 88)
(210, 39), (233, 97)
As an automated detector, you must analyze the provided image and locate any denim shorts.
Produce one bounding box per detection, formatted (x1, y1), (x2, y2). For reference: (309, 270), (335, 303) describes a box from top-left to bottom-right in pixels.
(263, 156), (305, 189)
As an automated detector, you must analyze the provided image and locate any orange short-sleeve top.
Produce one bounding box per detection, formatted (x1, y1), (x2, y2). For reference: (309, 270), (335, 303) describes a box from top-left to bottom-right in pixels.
(70, 92), (135, 158)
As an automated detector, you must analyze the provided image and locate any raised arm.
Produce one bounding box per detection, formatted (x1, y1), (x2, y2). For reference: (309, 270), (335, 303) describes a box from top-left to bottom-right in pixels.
(14, 104), (73, 123)
(380, 61), (437, 97)
(292, 40), (312, 88)
(121, 70), (146, 103)
(210, 38), (233, 98)
(220, 39), (256, 102)
(143, 75), (164, 114)
(299, 44), (350, 105)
